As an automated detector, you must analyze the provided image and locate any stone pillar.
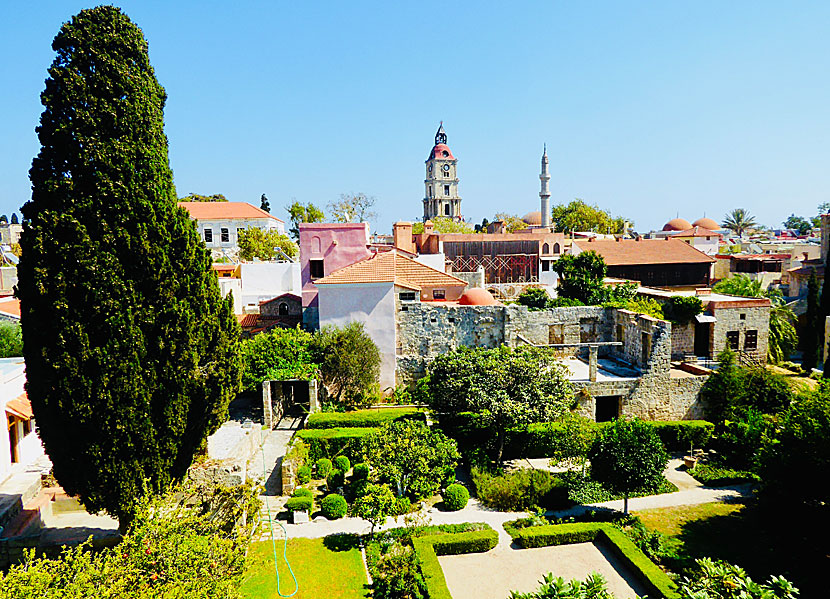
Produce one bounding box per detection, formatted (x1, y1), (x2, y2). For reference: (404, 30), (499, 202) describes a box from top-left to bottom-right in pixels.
(588, 346), (598, 382)
(262, 380), (273, 429)
(308, 379), (320, 413)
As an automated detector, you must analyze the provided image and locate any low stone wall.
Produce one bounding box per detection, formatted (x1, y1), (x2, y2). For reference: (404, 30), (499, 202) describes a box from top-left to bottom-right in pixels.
(0, 529), (120, 570)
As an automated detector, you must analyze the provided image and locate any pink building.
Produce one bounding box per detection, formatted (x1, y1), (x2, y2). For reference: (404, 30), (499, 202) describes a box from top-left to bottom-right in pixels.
(299, 223), (372, 328)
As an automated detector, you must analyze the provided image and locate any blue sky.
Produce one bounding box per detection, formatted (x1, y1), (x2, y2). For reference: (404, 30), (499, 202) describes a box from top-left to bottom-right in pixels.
(2, 1), (830, 234)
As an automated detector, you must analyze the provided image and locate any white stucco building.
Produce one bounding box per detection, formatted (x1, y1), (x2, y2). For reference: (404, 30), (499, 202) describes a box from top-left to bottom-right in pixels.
(214, 262), (302, 314)
(178, 201), (286, 260)
(1, 359), (43, 484)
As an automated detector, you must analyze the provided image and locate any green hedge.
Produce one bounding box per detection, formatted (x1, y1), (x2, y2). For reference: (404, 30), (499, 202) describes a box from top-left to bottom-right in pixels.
(445, 412), (714, 459)
(284, 496), (312, 512)
(306, 407), (425, 429)
(689, 462), (760, 487)
(412, 529), (499, 599)
(511, 523), (679, 599)
(294, 427), (377, 462)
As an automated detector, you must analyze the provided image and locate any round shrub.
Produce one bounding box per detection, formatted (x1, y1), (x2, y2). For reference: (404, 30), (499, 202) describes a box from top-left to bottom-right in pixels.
(352, 462), (370, 480)
(284, 496), (312, 513)
(327, 469), (345, 491)
(297, 465), (311, 484)
(316, 458), (333, 478)
(442, 483), (469, 511)
(292, 488), (312, 498)
(321, 493), (348, 519)
(334, 455), (351, 473)
(393, 496), (412, 516)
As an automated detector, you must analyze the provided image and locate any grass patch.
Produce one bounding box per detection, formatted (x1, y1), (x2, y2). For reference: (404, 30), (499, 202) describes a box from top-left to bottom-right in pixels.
(241, 537), (368, 599)
(687, 462), (760, 487)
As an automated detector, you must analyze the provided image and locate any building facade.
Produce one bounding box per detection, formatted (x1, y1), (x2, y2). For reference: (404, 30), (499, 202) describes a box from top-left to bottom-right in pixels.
(422, 123), (462, 222)
(178, 202), (285, 260)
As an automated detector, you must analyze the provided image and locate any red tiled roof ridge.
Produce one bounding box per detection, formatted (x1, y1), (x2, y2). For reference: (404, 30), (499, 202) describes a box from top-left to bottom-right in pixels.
(178, 201), (284, 223)
(315, 251), (467, 289)
(575, 238), (715, 265)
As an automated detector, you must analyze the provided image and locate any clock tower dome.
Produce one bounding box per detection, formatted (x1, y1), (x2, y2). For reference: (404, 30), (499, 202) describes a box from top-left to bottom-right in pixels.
(423, 123), (462, 222)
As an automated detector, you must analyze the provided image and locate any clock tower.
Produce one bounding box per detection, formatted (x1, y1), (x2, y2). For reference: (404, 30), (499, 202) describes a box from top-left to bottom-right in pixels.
(423, 123), (462, 222)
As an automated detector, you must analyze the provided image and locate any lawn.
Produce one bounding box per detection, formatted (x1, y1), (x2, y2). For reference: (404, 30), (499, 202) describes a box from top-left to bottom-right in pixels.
(240, 537), (368, 599)
(635, 499), (822, 595)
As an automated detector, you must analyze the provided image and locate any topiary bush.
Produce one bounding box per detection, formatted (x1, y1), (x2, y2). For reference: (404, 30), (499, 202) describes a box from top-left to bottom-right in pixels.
(327, 469), (346, 491)
(352, 462), (370, 480)
(442, 483), (469, 511)
(320, 493), (348, 519)
(292, 488), (312, 498)
(316, 458), (333, 478)
(284, 496), (313, 513)
(334, 455), (351, 473)
(297, 465), (311, 484)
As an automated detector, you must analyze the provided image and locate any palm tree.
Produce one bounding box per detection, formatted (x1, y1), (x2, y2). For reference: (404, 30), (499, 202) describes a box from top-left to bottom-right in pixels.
(712, 274), (762, 298)
(722, 208), (758, 237)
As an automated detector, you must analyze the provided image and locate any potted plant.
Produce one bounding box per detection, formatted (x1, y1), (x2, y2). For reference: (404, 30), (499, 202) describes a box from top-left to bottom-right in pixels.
(682, 428), (698, 469)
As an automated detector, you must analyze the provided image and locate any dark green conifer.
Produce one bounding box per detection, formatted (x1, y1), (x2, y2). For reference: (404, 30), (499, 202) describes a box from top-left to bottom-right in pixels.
(18, 6), (240, 529)
(803, 271), (820, 371)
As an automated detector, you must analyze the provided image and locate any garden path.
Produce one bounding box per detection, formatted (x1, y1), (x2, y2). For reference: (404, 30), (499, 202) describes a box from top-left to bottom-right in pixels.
(275, 459), (753, 541)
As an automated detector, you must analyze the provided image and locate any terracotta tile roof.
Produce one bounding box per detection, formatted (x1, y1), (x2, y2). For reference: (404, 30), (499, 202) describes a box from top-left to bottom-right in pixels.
(574, 238), (715, 266)
(668, 226), (722, 238)
(178, 202), (284, 223)
(6, 392), (33, 420)
(237, 314), (259, 327)
(315, 251), (468, 290)
(0, 298), (21, 318)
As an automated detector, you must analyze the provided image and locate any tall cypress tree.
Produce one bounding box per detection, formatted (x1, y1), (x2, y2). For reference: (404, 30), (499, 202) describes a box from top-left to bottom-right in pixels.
(821, 251), (830, 375)
(18, 6), (240, 528)
(803, 271), (821, 371)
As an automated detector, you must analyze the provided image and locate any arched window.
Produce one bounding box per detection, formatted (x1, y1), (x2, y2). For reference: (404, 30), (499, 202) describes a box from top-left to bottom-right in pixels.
(312, 236), (321, 253)
(278, 303), (289, 316)
(542, 243), (550, 254)
(553, 243), (561, 254)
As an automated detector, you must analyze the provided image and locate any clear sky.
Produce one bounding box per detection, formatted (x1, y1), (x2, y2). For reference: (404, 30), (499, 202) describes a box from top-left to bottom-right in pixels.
(2, 1), (830, 234)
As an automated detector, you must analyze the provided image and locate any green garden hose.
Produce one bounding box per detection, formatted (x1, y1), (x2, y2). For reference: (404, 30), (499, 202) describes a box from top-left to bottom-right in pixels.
(259, 426), (298, 597)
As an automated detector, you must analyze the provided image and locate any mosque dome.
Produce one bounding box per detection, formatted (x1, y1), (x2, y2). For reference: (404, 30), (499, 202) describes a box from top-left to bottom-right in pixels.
(458, 288), (501, 306)
(662, 218), (692, 231)
(522, 211), (542, 226)
(692, 217), (719, 230)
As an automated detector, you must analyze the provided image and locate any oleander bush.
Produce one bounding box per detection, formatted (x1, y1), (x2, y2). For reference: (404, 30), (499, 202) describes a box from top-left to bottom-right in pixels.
(315, 458), (333, 478)
(320, 494), (348, 519)
(334, 455), (351, 473)
(442, 484), (469, 511)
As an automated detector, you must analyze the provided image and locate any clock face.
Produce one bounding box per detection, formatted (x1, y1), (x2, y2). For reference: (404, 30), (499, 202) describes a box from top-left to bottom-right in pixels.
(442, 164), (450, 172)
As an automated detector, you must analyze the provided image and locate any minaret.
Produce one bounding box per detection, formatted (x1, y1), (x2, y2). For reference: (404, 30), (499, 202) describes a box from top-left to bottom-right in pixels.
(539, 144), (551, 228)
(423, 122), (462, 222)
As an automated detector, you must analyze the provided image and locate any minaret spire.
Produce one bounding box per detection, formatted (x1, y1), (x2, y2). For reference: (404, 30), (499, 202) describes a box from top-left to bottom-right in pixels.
(539, 145), (551, 228)
(435, 121), (447, 145)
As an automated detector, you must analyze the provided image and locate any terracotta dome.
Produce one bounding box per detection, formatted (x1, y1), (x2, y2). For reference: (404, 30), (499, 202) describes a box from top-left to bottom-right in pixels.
(692, 217), (719, 230)
(458, 288), (502, 306)
(522, 211), (542, 226)
(662, 218), (692, 231)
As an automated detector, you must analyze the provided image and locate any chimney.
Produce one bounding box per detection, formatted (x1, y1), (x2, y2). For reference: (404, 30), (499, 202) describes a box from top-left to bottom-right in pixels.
(393, 221), (415, 254)
(424, 220), (434, 234)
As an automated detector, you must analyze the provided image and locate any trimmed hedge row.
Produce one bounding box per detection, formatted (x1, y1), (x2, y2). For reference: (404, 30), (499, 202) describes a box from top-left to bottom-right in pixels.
(306, 407), (425, 429)
(294, 427), (376, 462)
(413, 529), (499, 599)
(446, 412), (714, 459)
(511, 523), (679, 599)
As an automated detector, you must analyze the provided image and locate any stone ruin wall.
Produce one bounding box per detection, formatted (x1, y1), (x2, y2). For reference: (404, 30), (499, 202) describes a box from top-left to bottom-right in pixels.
(396, 304), (708, 421)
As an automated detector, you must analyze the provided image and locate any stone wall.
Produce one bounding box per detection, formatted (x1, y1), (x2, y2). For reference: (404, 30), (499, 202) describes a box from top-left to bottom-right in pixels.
(711, 303), (770, 363)
(670, 322), (696, 360)
(396, 304), (506, 358)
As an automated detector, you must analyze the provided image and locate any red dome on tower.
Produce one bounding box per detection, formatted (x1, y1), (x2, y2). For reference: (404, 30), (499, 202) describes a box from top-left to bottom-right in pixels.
(430, 143), (455, 160)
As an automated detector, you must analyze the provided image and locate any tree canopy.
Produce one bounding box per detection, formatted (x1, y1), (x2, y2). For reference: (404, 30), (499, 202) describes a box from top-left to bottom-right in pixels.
(328, 192), (377, 224)
(0, 321), (23, 358)
(554, 251), (608, 305)
(285, 200), (325, 240)
(18, 6), (240, 528)
(310, 322), (381, 407)
(364, 420), (459, 499)
(550, 199), (629, 234)
(493, 212), (529, 233)
(179, 193), (227, 202)
(783, 214), (813, 235)
(239, 327), (318, 391)
(412, 217), (474, 234)
(427, 346), (574, 464)
(721, 208), (758, 237)
(588, 418), (668, 513)
(237, 227), (297, 261)
(259, 193), (270, 213)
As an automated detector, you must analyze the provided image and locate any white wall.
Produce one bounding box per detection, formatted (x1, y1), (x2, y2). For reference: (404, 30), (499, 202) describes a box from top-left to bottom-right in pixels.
(317, 282), (397, 390)
(196, 217), (285, 251)
(414, 252), (447, 272)
(239, 262), (301, 307)
(0, 359), (44, 483)
(217, 278), (243, 313)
